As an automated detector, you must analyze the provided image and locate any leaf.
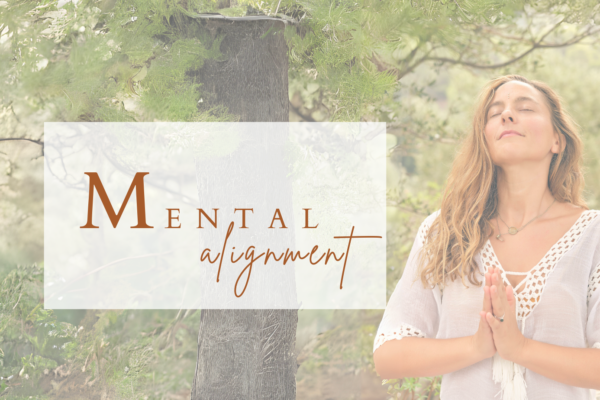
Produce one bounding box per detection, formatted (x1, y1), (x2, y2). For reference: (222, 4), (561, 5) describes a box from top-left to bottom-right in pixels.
(41, 10), (67, 19)
(307, 83), (320, 93)
(131, 66), (147, 82)
(25, 303), (42, 322)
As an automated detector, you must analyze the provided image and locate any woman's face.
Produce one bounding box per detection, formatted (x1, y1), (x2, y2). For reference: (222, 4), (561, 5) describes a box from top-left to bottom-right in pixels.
(484, 81), (560, 167)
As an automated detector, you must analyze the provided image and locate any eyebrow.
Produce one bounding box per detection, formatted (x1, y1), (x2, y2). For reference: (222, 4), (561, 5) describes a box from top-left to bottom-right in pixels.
(488, 96), (540, 111)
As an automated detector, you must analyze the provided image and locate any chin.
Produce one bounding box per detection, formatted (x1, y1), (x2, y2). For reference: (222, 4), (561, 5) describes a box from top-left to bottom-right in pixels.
(491, 153), (529, 166)
(493, 154), (547, 168)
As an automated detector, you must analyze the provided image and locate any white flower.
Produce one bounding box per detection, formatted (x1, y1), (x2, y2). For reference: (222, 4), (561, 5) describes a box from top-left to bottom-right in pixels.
(36, 58), (48, 71)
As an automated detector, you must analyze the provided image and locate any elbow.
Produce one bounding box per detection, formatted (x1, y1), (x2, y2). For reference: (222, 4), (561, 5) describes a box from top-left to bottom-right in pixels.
(374, 359), (394, 380)
(376, 369), (404, 380)
(373, 345), (406, 380)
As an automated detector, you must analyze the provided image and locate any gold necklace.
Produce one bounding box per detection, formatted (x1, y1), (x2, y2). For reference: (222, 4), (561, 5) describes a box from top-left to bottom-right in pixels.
(495, 199), (556, 242)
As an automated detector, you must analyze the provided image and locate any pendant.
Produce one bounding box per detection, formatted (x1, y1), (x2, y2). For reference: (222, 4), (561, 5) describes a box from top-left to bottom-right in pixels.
(508, 227), (518, 235)
(496, 234), (504, 242)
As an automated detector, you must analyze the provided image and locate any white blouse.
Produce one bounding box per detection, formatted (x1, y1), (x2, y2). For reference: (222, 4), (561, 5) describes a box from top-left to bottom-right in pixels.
(374, 209), (600, 400)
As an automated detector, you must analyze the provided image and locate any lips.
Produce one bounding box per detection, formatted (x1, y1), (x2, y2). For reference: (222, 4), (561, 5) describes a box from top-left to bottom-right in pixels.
(499, 130), (523, 139)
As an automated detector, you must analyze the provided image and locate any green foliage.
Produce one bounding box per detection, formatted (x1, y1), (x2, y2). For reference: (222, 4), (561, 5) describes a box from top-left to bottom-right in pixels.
(0, 266), (200, 399)
(68, 308), (202, 399)
(284, 0), (400, 121)
(383, 376), (441, 400)
(19, 354), (58, 379)
(140, 36), (224, 121)
(0, 263), (202, 398)
(296, 310), (381, 384)
(282, 0), (600, 125)
(385, 178), (442, 294)
(23, 305), (79, 360)
(0, 138), (43, 268)
(0, 0), (242, 279)
(0, 264), (76, 392)
(0, 0), (238, 124)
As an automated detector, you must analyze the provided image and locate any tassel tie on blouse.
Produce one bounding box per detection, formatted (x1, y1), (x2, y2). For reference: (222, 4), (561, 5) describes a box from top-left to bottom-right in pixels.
(492, 319), (527, 400)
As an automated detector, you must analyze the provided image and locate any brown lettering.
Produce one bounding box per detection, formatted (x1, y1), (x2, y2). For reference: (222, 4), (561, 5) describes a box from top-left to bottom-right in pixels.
(264, 249), (284, 264)
(283, 249), (309, 264)
(334, 226), (382, 289)
(268, 208), (287, 229)
(80, 172), (153, 229)
(234, 246), (266, 298)
(197, 208), (218, 228)
(216, 221), (235, 282)
(201, 248), (219, 263)
(166, 208), (181, 228)
(303, 208), (318, 229)
(234, 208), (253, 228)
(309, 245), (326, 265)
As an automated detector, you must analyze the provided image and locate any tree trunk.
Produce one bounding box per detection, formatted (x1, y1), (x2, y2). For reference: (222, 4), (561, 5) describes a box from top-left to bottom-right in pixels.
(191, 16), (298, 400)
(194, 16), (289, 122)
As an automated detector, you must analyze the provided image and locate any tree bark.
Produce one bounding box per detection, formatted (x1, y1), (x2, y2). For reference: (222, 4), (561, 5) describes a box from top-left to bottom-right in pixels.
(191, 16), (298, 400)
(195, 16), (289, 122)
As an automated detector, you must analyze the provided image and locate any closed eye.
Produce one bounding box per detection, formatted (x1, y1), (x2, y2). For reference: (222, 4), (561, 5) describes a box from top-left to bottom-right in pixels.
(520, 109), (533, 112)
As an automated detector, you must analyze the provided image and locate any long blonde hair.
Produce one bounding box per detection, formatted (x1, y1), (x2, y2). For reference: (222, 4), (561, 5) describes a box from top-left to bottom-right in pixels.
(417, 75), (587, 289)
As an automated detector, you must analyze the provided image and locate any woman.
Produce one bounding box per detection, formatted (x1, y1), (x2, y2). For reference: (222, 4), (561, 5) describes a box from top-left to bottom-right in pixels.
(373, 75), (600, 400)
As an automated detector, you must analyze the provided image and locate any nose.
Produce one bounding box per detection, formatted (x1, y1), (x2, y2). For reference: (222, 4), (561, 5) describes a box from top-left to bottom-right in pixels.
(501, 108), (515, 123)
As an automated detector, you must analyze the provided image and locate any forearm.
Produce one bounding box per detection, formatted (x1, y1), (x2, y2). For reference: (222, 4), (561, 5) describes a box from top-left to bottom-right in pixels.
(513, 339), (600, 390)
(373, 336), (486, 379)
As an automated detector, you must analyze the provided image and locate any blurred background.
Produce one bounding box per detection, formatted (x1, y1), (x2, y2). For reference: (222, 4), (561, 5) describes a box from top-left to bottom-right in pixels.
(2, 0), (600, 398)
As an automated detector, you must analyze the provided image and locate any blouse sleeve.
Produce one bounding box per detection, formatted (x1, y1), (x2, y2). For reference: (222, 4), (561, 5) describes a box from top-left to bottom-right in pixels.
(587, 262), (600, 349)
(373, 210), (442, 354)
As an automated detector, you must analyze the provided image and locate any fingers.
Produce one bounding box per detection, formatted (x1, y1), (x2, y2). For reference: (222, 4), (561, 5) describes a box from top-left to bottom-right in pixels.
(480, 311), (492, 333)
(506, 285), (516, 309)
(491, 268), (508, 307)
(485, 269), (492, 287)
(483, 268), (493, 313)
(492, 269), (505, 292)
(481, 271), (493, 333)
(486, 311), (501, 331)
(483, 284), (492, 313)
(490, 284), (505, 322)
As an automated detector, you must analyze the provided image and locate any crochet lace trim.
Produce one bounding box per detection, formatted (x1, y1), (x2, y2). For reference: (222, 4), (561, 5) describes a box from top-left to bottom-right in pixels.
(373, 324), (425, 353)
(481, 210), (600, 321)
(589, 262), (600, 305)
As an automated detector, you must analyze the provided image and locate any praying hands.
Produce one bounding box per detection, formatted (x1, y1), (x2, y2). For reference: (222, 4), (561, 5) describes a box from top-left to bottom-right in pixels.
(471, 265), (526, 360)
(482, 267), (528, 362)
(472, 266), (600, 391)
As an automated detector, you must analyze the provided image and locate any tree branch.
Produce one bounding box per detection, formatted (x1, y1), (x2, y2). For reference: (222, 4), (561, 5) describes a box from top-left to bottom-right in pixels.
(424, 26), (599, 70)
(353, 14), (589, 78)
(0, 137), (44, 159)
(398, 45), (439, 79)
(0, 138), (44, 146)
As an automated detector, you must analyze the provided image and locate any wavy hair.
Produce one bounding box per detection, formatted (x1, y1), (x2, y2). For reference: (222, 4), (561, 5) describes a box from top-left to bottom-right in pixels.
(416, 75), (587, 289)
